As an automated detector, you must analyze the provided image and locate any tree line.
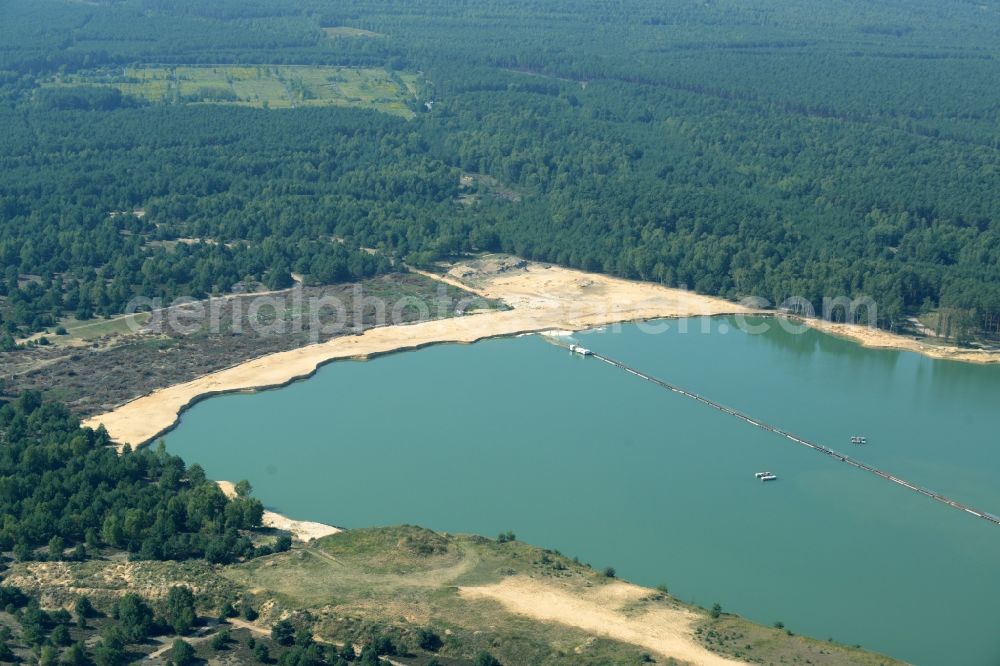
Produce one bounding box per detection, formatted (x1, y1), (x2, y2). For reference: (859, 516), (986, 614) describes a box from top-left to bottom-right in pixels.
(0, 391), (286, 564)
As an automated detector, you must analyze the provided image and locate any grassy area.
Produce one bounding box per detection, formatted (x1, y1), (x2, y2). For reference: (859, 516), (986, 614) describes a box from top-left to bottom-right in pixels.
(16, 312), (151, 350)
(56, 312), (151, 344)
(697, 615), (899, 666)
(221, 527), (672, 665)
(44, 65), (420, 117)
(224, 526), (902, 665)
(5, 526), (904, 665)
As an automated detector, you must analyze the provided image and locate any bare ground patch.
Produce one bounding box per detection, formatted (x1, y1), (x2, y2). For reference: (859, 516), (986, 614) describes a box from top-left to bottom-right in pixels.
(460, 576), (744, 665)
(1, 273), (479, 418)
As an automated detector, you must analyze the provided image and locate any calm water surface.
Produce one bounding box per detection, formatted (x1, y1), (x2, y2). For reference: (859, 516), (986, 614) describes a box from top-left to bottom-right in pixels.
(166, 317), (1000, 665)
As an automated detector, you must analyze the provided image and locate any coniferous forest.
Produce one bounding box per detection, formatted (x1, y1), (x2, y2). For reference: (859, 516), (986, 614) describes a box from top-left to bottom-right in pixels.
(0, 0), (998, 344)
(0, 392), (269, 563)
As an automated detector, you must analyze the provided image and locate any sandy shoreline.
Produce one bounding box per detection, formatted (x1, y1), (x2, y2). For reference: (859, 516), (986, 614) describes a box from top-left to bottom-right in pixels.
(84, 257), (998, 450)
(216, 480), (341, 542)
(84, 256), (1000, 454)
(83, 259), (754, 447)
(798, 317), (1000, 364)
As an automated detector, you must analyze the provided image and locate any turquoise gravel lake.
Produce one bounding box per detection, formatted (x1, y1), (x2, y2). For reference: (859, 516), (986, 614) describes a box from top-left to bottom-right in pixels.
(166, 317), (1000, 665)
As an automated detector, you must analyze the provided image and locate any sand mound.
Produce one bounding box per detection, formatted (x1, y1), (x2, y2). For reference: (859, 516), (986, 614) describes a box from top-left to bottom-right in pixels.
(460, 576), (745, 665)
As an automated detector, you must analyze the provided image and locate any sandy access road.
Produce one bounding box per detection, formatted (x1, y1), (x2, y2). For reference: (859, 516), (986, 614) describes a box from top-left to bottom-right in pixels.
(83, 258), (753, 448)
(460, 576), (746, 665)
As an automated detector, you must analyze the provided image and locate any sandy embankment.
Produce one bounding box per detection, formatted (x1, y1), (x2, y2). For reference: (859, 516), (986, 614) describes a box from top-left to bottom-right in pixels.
(460, 576), (745, 665)
(798, 318), (1000, 364)
(84, 256), (998, 448)
(216, 481), (340, 542)
(421, 261), (999, 365)
(83, 258), (753, 448)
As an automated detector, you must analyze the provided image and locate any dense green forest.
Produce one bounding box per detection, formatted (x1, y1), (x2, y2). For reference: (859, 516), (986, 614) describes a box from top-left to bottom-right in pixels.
(1, 0), (999, 342)
(0, 391), (275, 563)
